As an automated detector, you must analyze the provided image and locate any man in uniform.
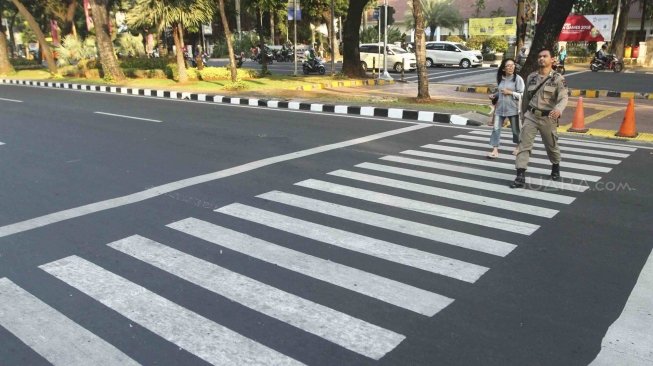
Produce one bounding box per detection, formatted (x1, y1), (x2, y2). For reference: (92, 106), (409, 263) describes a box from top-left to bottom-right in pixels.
(510, 48), (568, 188)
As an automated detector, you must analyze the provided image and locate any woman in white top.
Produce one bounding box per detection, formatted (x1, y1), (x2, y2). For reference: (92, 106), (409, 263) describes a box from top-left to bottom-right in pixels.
(487, 58), (525, 159)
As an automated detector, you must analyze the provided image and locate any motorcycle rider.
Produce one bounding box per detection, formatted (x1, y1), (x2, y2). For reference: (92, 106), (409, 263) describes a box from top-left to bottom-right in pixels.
(596, 44), (609, 67)
(304, 47), (317, 70)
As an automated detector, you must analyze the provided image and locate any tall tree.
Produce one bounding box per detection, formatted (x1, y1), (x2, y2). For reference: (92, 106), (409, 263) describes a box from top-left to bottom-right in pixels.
(519, 0), (574, 77)
(610, 0), (638, 59)
(89, 0), (125, 81)
(473, 0), (485, 17)
(0, 9), (15, 75)
(215, 0), (237, 82)
(341, 0), (367, 77)
(412, 0), (429, 100)
(10, 0), (57, 74)
(127, 0), (214, 83)
(423, 0), (462, 41)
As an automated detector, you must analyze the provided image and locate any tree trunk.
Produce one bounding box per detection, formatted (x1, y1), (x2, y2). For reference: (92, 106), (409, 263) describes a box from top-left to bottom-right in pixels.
(89, 0), (125, 82)
(10, 0), (57, 74)
(256, 10), (269, 75)
(9, 13), (17, 57)
(342, 0), (367, 77)
(270, 11), (275, 45)
(519, 0), (574, 78)
(60, 0), (77, 36)
(216, 0), (237, 82)
(0, 15), (15, 75)
(516, 0), (526, 58)
(413, 0), (430, 100)
(172, 23), (188, 82)
(611, 0), (635, 59)
(429, 27), (435, 41)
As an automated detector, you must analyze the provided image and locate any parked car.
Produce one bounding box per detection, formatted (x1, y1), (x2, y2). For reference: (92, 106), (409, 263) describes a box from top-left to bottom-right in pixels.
(424, 41), (483, 68)
(359, 43), (417, 72)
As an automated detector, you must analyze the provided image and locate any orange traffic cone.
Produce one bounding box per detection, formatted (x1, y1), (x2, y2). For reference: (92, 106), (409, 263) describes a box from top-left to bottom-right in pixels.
(567, 97), (588, 133)
(615, 98), (638, 138)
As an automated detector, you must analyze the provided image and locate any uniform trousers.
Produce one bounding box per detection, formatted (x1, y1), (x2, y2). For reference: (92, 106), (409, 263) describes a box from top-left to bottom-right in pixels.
(515, 111), (561, 169)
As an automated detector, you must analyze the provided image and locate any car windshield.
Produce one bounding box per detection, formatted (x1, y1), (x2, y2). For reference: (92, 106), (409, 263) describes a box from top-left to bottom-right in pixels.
(455, 43), (471, 51)
(389, 47), (408, 54)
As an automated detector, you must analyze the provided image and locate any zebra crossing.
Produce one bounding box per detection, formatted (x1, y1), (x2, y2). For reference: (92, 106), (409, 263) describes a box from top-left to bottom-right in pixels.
(0, 130), (637, 365)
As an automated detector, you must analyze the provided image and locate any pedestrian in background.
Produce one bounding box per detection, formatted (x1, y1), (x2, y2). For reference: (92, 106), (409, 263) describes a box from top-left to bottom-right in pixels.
(510, 48), (568, 188)
(487, 58), (524, 159)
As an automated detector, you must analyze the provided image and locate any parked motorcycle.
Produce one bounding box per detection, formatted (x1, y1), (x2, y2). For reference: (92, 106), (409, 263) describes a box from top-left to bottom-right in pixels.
(590, 54), (624, 73)
(553, 60), (566, 75)
(302, 57), (326, 75)
(252, 47), (274, 65)
(275, 48), (293, 62)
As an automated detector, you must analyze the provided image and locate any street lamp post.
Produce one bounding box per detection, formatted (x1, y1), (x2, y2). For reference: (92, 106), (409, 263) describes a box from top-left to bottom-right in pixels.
(380, 0), (392, 80)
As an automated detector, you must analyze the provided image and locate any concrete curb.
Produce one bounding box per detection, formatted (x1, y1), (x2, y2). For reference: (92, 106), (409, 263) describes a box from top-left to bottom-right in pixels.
(456, 84), (653, 100)
(1, 78), (481, 126)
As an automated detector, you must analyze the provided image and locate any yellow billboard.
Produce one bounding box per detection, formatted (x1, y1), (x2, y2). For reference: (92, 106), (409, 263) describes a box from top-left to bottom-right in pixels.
(469, 17), (516, 36)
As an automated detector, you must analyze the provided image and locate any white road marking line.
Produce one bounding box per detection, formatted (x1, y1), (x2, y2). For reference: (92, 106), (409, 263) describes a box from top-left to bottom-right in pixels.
(590, 248), (653, 366)
(0, 141), (4, 145)
(394, 151), (602, 182)
(328, 169), (560, 217)
(109, 235), (405, 360)
(421, 144), (612, 173)
(257, 191), (517, 257)
(427, 68), (496, 81)
(454, 135), (631, 158)
(0, 278), (140, 366)
(439, 139), (622, 165)
(217, 203), (489, 283)
(0, 97), (22, 102)
(358, 162), (575, 204)
(40, 256), (303, 366)
(296, 179), (539, 235)
(469, 130), (638, 152)
(0, 124), (430, 239)
(94, 111), (162, 123)
(562, 70), (591, 77)
(369, 155), (588, 192)
(168, 218), (453, 317)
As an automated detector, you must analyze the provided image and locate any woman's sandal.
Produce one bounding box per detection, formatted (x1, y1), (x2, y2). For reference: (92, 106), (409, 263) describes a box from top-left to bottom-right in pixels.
(487, 151), (499, 159)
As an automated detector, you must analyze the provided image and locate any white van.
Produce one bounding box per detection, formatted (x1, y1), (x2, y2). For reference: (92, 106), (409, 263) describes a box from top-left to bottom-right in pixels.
(359, 43), (416, 72)
(424, 41), (483, 68)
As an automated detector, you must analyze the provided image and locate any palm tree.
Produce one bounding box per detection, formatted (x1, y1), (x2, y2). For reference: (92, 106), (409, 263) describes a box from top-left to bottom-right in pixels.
(89, 0), (125, 82)
(10, 0), (58, 74)
(0, 11), (14, 75)
(422, 0), (462, 41)
(215, 0), (237, 82)
(412, 0), (429, 100)
(127, 0), (214, 83)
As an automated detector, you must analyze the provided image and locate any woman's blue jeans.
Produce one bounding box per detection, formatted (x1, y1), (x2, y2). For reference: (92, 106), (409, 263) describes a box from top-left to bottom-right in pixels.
(490, 114), (520, 147)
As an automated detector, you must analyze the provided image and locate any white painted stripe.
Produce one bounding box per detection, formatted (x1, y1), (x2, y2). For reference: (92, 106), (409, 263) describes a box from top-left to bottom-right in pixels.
(156, 90), (164, 97)
(358, 162), (575, 204)
(449, 115), (468, 125)
(361, 106), (375, 116)
(198, 94), (207, 102)
(328, 169), (559, 217)
(288, 101), (300, 109)
(0, 124), (430, 239)
(94, 111), (162, 123)
(0, 141), (4, 145)
(0, 97), (22, 103)
(257, 191), (517, 257)
(388, 108), (403, 119)
(422, 144), (612, 173)
(267, 100), (279, 108)
(440, 139), (622, 165)
(248, 98), (258, 106)
(590, 248), (653, 366)
(469, 130), (637, 152)
(217, 203), (489, 282)
(454, 135), (631, 158)
(397, 150), (602, 182)
(375, 156), (588, 192)
(168, 218), (453, 316)
(335, 105), (348, 114)
(296, 179), (539, 235)
(40, 256), (302, 366)
(109, 235), (405, 359)
(310, 104), (323, 112)
(230, 97), (241, 104)
(0, 278), (139, 366)
(418, 111), (434, 122)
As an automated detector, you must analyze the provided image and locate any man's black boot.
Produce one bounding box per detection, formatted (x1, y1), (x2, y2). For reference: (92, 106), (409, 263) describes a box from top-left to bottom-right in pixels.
(551, 163), (561, 181)
(510, 168), (526, 188)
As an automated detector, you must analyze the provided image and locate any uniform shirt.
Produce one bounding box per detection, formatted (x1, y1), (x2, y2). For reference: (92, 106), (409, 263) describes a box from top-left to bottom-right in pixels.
(521, 70), (568, 116)
(493, 75), (525, 117)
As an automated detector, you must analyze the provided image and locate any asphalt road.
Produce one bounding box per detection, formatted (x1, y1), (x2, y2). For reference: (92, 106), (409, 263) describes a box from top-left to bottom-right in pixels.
(211, 59), (653, 93)
(1, 84), (652, 365)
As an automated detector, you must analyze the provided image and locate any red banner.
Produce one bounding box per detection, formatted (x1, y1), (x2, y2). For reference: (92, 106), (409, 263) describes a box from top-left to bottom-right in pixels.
(559, 15), (613, 42)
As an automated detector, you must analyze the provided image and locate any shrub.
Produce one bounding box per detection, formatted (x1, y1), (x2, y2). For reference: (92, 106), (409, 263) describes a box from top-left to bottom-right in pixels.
(223, 80), (247, 90)
(165, 63), (199, 81)
(116, 33), (146, 58)
(466, 36), (487, 50)
(55, 35), (97, 67)
(120, 57), (170, 70)
(486, 36), (508, 53)
(198, 66), (257, 81)
(359, 26), (403, 44)
(9, 58), (43, 70)
(123, 68), (167, 79)
(446, 35), (464, 43)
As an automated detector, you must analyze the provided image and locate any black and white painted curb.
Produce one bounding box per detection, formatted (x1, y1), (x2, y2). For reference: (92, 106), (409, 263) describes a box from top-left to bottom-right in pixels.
(0, 79), (482, 126)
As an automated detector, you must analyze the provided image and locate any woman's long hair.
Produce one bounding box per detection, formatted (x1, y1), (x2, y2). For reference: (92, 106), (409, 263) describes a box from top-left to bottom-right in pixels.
(497, 58), (517, 85)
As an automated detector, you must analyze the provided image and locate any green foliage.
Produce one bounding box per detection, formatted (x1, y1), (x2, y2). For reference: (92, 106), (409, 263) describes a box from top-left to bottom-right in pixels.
(9, 58), (42, 70)
(223, 80), (247, 91)
(116, 33), (146, 58)
(446, 35), (464, 43)
(198, 67), (258, 81)
(567, 42), (592, 57)
(486, 36), (508, 53)
(123, 68), (168, 78)
(119, 57), (170, 70)
(466, 36), (488, 50)
(55, 35), (97, 67)
(360, 26), (403, 44)
(127, 0), (215, 31)
(423, 0), (463, 36)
